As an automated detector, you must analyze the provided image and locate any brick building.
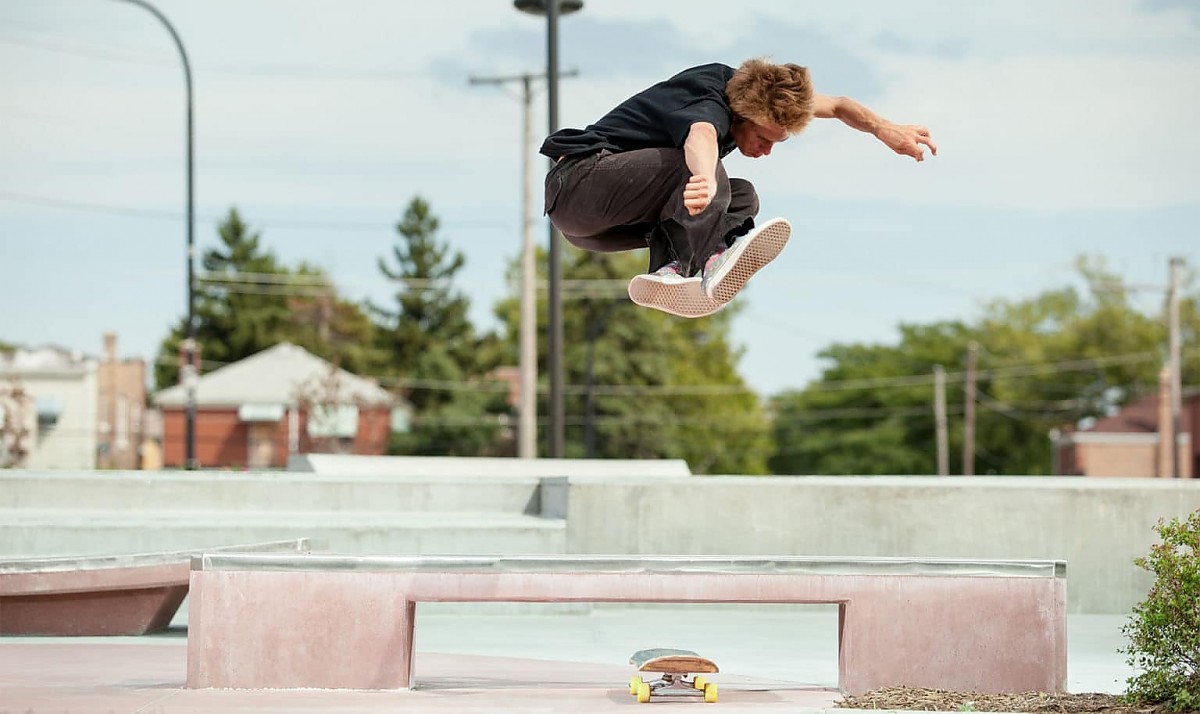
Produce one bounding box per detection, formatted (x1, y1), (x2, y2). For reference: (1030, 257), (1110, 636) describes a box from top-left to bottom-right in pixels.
(1053, 377), (1198, 478)
(96, 333), (148, 470)
(153, 343), (398, 469)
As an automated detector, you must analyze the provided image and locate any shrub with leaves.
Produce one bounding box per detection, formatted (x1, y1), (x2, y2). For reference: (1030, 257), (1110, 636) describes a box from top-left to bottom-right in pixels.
(1121, 509), (1200, 711)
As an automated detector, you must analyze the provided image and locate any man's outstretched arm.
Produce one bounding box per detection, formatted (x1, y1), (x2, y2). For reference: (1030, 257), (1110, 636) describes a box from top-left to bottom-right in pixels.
(812, 94), (938, 162)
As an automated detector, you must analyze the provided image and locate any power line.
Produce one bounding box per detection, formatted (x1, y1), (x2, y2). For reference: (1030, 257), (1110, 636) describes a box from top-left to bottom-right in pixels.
(197, 271), (333, 286)
(802, 351), (1162, 393)
(192, 271), (623, 299)
(131, 345), (1193, 403)
(0, 31), (430, 80)
(0, 190), (512, 233)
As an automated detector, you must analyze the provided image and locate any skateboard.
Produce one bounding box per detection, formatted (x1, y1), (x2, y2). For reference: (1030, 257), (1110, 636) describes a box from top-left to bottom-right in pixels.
(628, 648), (718, 703)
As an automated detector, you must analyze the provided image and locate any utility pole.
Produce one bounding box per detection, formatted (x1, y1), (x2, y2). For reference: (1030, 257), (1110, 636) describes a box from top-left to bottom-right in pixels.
(1090, 257), (1189, 477)
(468, 69), (577, 459)
(1168, 257), (1184, 478)
(963, 342), (978, 476)
(934, 365), (949, 476)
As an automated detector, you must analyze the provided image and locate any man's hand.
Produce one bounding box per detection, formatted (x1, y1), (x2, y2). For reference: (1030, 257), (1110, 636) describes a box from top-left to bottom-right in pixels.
(876, 123), (938, 162)
(814, 95), (938, 162)
(683, 174), (716, 216)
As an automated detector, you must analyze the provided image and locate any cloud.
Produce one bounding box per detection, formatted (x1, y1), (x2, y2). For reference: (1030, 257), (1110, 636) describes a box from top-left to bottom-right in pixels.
(1140, 0), (1200, 26)
(872, 31), (970, 60)
(440, 14), (884, 100)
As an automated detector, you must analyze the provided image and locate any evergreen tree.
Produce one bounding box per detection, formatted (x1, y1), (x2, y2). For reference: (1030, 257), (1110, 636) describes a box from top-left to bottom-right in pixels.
(285, 262), (384, 378)
(373, 197), (506, 455)
(492, 247), (771, 472)
(155, 208), (378, 389)
(154, 208), (290, 388)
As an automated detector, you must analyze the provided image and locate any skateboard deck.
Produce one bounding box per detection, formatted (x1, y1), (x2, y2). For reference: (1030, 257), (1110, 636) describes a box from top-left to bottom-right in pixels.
(628, 648), (718, 703)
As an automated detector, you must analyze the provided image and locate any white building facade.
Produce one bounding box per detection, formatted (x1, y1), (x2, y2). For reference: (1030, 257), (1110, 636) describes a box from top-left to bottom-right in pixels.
(0, 347), (98, 469)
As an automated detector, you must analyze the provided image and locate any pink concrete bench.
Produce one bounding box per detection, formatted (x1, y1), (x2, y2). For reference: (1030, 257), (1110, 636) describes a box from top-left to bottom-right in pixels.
(0, 539), (313, 636)
(187, 554), (1066, 695)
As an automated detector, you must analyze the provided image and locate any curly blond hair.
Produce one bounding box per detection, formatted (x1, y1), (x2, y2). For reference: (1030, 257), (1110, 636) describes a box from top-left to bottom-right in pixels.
(726, 58), (814, 134)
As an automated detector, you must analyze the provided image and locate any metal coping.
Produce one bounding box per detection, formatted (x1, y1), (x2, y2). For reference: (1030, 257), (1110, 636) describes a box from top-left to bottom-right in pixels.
(0, 539), (313, 575)
(191, 554), (1066, 579)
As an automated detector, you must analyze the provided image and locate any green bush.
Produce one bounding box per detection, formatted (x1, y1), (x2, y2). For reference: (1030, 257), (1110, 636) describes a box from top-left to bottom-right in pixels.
(1121, 509), (1200, 711)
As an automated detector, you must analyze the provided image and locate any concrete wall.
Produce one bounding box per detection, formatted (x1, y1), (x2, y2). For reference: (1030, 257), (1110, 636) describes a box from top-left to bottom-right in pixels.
(561, 475), (1200, 614)
(4, 467), (1197, 614)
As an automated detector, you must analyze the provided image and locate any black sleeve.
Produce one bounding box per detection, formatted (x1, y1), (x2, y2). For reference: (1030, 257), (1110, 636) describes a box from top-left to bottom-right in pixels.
(663, 97), (733, 147)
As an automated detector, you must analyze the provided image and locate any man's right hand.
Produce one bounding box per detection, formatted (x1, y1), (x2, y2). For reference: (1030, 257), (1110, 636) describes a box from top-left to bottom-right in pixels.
(683, 122), (719, 215)
(684, 174), (715, 215)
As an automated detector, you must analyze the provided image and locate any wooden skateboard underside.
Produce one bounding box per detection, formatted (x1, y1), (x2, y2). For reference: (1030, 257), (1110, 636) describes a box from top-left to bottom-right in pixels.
(630, 648), (719, 674)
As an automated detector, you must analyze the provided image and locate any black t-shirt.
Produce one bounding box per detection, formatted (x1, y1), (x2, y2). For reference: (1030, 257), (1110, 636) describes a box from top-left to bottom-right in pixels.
(540, 63), (738, 160)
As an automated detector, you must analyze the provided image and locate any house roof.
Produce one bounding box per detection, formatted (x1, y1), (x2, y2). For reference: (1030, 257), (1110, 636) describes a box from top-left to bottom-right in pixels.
(1077, 389), (1197, 435)
(154, 343), (393, 408)
(0, 345), (96, 376)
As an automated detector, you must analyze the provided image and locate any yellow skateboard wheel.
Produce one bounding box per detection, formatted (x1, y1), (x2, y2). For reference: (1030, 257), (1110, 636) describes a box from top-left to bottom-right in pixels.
(630, 675), (642, 695)
(693, 676), (707, 690)
(637, 682), (651, 703)
(703, 682), (718, 703)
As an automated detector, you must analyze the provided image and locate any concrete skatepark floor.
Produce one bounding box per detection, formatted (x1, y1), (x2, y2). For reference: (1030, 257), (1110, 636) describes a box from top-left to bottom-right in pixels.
(0, 604), (1134, 713)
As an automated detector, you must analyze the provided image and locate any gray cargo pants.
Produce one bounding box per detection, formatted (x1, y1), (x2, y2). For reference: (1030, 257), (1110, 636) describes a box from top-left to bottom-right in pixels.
(543, 148), (759, 277)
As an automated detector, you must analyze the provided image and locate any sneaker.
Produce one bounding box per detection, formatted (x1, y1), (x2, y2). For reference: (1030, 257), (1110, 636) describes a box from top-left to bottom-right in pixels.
(627, 261), (723, 318)
(701, 218), (791, 303)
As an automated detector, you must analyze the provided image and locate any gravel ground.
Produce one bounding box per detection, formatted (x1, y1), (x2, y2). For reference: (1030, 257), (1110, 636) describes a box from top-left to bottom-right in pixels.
(837, 687), (1191, 714)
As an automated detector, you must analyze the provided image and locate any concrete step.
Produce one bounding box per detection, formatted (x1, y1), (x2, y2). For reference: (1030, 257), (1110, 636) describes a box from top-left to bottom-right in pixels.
(0, 471), (544, 515)
(0, 509), (566, 558)
(289, 454), (691, 477)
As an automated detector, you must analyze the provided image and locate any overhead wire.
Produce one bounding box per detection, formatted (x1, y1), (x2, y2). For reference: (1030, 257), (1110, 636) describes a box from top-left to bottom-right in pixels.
(0, 190), (511, 233)
(0, 30), (431, 80)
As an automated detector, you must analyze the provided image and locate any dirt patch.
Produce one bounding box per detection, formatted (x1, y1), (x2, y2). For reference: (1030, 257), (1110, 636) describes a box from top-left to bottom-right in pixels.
(837, 687), (1190, 714)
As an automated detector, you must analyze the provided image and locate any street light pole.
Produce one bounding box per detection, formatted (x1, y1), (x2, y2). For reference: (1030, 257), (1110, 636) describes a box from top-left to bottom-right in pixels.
(112, 0), (197, 469)
(515, 0), (582, 459)
(545, 0), (565, 459)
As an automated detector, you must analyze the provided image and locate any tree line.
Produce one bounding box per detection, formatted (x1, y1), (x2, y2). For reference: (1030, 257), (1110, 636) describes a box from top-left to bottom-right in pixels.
(154, 200), (1198, 474)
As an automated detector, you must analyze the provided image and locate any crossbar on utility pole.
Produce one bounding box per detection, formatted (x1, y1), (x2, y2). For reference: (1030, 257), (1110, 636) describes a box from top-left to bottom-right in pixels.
(468, 69), (577, 459)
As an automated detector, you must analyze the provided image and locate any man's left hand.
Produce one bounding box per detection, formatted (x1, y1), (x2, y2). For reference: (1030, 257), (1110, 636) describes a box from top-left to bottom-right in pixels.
(877, 123), (938, 162)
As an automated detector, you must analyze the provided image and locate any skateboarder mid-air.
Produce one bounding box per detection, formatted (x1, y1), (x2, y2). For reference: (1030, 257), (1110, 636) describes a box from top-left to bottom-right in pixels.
(540, 58), (937, 318)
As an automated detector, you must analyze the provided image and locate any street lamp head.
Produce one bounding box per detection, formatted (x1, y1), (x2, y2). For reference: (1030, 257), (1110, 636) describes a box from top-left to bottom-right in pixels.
(514, 0), (583, 16)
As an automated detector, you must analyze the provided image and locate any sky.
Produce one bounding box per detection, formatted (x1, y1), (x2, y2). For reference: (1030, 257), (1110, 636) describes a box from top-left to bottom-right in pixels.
(1, 0), (1197, 396)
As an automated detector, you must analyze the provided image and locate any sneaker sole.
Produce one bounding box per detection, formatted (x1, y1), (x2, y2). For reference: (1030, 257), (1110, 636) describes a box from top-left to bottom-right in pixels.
(627, 275), (723, 318)
(705, 218), (791, 304)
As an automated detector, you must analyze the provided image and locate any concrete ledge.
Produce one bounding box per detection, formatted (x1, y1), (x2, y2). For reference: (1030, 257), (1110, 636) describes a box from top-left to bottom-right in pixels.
(288, 453), (692, 477)
(193, 553), (1066, 579)
(0, 538), (314, 636)
(187, 554), (1067, 695)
